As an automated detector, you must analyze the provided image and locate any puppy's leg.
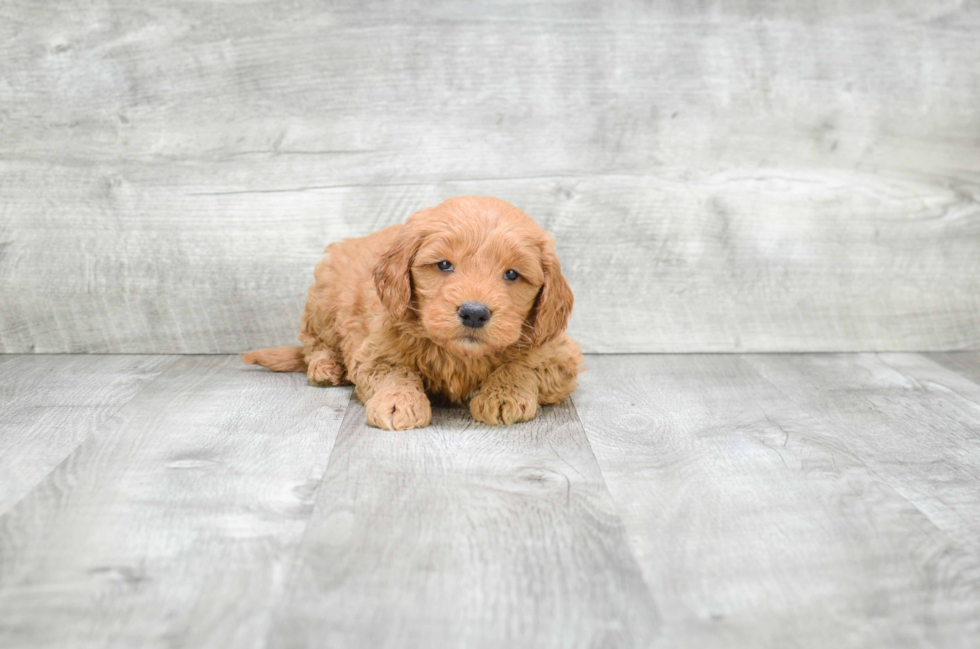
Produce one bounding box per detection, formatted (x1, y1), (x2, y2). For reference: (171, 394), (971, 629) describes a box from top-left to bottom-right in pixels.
(304, 346), (349, 386)
(470, 340), (582, 425)
(354, 361), (431, 431)
(469, 364), (540, 425)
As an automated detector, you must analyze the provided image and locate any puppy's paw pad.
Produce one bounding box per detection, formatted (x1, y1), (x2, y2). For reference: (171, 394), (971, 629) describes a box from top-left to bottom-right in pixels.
(307, 358), (345, 386)
(470, 389), (539, 425)
(366, 390), (432, 430)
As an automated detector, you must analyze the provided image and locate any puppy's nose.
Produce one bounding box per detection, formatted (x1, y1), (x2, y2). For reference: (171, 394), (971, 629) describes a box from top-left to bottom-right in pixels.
(457, 302), (491, 329)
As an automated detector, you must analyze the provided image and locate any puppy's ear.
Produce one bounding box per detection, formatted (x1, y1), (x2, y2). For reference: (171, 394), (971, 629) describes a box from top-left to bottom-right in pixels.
(532, 238), (574, 345)
(373, 214), (427, 319)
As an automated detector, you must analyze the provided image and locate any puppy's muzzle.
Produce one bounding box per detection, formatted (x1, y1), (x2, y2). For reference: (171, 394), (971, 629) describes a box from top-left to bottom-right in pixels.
(457, 302), (491, 329)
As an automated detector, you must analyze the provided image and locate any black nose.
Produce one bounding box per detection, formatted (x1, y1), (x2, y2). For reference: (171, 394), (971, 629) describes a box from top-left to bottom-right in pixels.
(457, 302), (491, 329)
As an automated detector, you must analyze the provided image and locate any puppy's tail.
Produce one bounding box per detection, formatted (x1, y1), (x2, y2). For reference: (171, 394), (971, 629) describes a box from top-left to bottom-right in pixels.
(240, 346), (307, 372)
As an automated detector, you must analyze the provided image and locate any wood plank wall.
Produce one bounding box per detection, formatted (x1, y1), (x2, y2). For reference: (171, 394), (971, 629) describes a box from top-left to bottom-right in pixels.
(2, 1), (978, 353)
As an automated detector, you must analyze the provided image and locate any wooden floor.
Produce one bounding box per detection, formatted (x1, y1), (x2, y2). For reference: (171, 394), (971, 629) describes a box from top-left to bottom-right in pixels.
(2, 353), (980, 648)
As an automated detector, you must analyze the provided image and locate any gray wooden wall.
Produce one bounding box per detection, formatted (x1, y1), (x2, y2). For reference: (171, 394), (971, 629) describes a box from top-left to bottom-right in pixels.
(2, 0), (978, 353)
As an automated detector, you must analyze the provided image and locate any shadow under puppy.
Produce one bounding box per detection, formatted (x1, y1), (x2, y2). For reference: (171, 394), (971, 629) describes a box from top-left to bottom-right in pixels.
(243, 196), (583, 430)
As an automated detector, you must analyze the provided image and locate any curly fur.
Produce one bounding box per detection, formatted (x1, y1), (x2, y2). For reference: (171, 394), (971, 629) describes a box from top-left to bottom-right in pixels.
(242, 196), (583, 430)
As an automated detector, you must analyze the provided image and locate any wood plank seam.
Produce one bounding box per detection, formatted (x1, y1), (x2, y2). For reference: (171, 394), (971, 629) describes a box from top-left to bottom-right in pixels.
(267, 396), (661, 647)
(745, 352), (980, 559)
(260, 387), (358, 649)
(879, 353), (980, 411)
(0, 355), (183, 517)
(565, 394), (660, 598)
(0, 356), (356, 647)
(574, 354), (980, 646)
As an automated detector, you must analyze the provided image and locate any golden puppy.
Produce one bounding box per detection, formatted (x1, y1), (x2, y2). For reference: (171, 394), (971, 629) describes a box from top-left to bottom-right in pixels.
(243, 196), (582, 430)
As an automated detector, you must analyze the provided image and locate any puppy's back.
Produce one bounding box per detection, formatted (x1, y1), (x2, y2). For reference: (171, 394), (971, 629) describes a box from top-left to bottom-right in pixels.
(300, 224), (403, 356)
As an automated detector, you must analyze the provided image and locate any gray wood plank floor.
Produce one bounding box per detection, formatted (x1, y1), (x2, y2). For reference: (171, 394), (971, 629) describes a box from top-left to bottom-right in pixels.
(1, 352), (979, 648)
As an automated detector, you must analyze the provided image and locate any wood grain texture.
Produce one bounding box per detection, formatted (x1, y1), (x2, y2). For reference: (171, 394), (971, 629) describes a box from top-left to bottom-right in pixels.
(573, 354), (980, 648)
(269, 399), (658, 649)
(0, 354), (175, 514)
(2, 1), (979, 353)
(0, 356), (352, 649)
(745, 352), (980, 559)
(5, 352), (980, 647)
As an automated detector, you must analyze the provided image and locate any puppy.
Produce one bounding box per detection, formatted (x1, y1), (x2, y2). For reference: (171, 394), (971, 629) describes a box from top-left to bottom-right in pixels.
(242, 196), (583, 430)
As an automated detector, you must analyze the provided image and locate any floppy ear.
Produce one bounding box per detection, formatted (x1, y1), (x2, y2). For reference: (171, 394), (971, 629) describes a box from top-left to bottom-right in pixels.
(531, 239), (574, 345)
(373, 217), (425, 320)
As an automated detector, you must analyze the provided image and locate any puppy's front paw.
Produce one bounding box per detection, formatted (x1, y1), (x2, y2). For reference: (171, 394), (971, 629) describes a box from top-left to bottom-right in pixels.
(470, 387), (539, 425)
(366, 389), (432, 430)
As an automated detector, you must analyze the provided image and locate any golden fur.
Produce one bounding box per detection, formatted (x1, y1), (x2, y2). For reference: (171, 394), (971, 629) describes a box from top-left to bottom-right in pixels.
(242, 196), (583, 430)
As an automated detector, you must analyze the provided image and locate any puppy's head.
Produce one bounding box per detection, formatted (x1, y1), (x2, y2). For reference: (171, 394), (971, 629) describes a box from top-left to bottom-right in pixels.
(374, 196), (573, 357)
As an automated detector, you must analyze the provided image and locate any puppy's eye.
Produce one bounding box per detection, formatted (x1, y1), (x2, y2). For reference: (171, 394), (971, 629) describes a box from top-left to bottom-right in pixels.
(503, 269), (519, 281)
(437, 260), (454, 272)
